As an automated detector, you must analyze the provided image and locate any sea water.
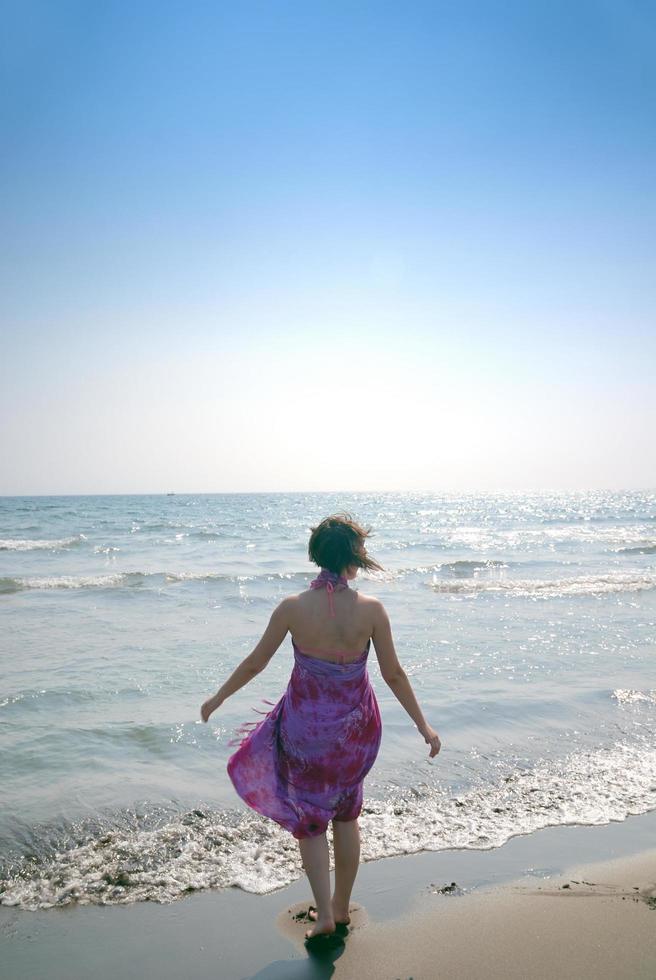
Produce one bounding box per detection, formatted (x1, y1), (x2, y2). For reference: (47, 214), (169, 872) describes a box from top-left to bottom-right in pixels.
(1, 490), (655, 909)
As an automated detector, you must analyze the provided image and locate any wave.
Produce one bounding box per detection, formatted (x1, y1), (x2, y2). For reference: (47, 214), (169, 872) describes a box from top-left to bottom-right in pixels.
(0, 566), (464, 593)
(4, 525), (654, 558)
(433, 525), (656, 552)
(162, 569), (312, 585)
(0, 685), (148, 712)
(429, 570), (656, 598)
(129, 524), (236, 539)
(1, 739), (655, 910)
(612, 689), (656, 705)
(0, 534), (86, 552)
(3, 563), (654, 598)
(0, 569), (314, 594)
(0, 572), (147, 594)
(437, 560), (508, 577)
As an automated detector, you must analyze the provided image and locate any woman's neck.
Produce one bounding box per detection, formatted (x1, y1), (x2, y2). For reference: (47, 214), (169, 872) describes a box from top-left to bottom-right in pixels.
(311, 568), (349, 588)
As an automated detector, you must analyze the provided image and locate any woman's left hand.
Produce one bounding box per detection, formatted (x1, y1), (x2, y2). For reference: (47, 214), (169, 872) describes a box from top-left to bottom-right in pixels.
(201, 694), (222, 723)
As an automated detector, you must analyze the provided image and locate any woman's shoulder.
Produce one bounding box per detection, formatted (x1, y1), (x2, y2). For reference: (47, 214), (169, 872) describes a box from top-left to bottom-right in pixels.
(350, 590), (388, 624)
(352, 589), (383, 607)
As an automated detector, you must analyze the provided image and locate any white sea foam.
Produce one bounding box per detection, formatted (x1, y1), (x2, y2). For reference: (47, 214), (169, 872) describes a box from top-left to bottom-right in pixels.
(0, 534), (86, 551)
(439, 524), (656, 552)
(437, 559), (508, 575)
(2, 565), (654, 598)
(2, 739), (655, 910)
(430, 570), (656, 598)
(617, 542), (656, 555)
(612, 689), (656, 705)
(0, 569), (313, 593)
(0, 573), (145, 593)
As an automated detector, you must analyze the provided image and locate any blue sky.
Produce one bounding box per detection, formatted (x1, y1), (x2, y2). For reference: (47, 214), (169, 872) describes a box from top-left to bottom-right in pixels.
(1, 0), (654, 493)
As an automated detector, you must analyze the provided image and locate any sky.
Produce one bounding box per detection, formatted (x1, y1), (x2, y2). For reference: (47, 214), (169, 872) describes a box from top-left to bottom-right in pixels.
(1, 0), (654, 494)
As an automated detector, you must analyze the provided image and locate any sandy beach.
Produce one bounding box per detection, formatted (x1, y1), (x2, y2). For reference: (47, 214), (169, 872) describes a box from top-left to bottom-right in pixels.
(281, 848), (656, 980)
(3, 808), (656, 980)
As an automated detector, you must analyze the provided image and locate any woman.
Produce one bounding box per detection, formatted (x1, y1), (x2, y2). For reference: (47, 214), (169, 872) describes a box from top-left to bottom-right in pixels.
(201, 513), (441, 941)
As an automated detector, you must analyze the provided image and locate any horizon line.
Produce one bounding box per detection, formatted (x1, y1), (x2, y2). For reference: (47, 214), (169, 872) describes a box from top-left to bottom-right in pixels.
(1, 486), (654, 499)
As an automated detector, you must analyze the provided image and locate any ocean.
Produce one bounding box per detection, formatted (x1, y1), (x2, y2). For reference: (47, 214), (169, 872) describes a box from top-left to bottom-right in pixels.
(1, 490), (655, 910)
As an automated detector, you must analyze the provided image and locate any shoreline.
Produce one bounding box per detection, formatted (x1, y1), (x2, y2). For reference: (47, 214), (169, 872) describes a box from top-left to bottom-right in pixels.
(2, 807), (656, 979)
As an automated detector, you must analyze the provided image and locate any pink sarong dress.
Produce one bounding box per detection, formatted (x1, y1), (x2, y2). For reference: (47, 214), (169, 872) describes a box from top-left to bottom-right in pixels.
(227, 569), (382, 839)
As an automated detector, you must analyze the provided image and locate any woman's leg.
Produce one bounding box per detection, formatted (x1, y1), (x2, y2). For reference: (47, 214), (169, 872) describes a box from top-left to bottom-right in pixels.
(331, 818), (360, 922)
(298, 832), (335, 938)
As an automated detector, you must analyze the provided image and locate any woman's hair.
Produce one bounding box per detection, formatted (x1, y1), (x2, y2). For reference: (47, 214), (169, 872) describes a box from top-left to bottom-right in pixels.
(308, 512), (384, 575)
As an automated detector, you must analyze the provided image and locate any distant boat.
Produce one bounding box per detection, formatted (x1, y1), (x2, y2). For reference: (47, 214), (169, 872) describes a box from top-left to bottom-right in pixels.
(166, 492), (175, 496)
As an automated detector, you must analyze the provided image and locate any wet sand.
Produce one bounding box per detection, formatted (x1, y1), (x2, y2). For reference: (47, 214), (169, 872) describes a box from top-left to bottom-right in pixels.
(3, 808), (656, 979)
(281, 848), (656, 979)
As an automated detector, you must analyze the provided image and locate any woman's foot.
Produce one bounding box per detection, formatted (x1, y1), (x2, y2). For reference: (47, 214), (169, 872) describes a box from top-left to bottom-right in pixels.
(304, 911), (336, 940)
(308, 901), (351, 926)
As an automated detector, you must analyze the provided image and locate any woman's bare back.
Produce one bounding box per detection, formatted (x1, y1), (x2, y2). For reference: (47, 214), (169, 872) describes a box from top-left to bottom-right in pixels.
(286, 587), (379, 662)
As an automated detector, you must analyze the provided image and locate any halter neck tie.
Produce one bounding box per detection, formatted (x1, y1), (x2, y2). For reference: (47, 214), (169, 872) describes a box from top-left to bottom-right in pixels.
(309, 568), (349, 618)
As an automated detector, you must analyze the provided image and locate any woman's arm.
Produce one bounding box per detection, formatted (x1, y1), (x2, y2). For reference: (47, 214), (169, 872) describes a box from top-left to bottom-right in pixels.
(371, 601), (441, 758)
(200, 599), (291, 722)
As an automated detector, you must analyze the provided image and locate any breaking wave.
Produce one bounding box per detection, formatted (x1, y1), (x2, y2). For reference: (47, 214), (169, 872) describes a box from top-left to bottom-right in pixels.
(617, 542), (656, 555)
(2, 738), (655, 910)
(429, 570), (656, 598)
(0, 535), (86, 551)
(0, 570), (312, 594)
(612, 689), (656, 705)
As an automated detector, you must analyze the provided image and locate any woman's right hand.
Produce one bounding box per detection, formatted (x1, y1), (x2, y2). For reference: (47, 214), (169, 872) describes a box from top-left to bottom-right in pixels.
(421, 724), (441, 758)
